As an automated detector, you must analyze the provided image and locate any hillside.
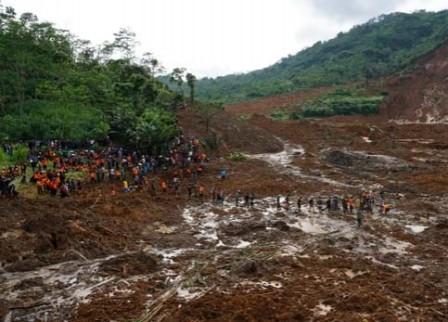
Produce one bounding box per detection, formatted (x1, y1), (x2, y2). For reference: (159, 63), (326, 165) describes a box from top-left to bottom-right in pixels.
(381, 40), (448, 123)
(195, 10), (448, 103)
(0, 7), (179, 151)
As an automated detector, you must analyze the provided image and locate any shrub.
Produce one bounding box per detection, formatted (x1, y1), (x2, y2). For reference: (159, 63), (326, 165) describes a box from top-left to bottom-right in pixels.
(270, 110), (289, 121)
(227, 152), (247, 162)
(297, 91), (384, 118)
(11, 144), (29, 164)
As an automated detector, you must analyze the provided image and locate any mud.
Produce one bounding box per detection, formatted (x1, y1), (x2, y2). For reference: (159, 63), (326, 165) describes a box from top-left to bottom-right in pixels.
(1, 110), (448, 321)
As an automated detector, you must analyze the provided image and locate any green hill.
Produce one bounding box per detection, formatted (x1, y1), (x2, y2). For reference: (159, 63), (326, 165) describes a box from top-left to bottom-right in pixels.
(0, 7), (179, 151)
(195, 10), (448, 103)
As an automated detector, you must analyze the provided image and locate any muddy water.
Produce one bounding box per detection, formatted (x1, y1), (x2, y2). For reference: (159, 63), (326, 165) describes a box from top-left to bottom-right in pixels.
(246, 142), (354, 187)
(2, 192), (433, 321)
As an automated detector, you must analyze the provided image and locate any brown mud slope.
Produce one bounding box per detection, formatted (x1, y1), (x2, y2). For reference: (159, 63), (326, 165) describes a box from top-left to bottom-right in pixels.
(177, 109), (283, 154)
(2, 110), (448, 321)
(224, 87), (332, 116)
(381, 41), (448, 123)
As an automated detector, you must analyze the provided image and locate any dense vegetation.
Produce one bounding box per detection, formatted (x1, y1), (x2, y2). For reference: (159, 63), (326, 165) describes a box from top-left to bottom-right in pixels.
(0, 6), (184, 152)
(291, 90), (384, 119)
(193, 10), (448, 103)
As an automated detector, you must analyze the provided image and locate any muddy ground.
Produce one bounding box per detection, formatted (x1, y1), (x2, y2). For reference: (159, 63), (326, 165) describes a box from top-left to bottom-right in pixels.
(1, 111), (447, 322)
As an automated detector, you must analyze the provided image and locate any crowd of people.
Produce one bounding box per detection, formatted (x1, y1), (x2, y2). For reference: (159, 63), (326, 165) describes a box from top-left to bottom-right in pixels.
(1, 141), (397, 229)
(0, 135), (215, 199)
(270, 191), (394, 227)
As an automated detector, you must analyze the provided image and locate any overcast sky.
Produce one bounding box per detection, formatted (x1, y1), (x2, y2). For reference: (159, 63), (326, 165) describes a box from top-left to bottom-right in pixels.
(3, 0), (447, 77)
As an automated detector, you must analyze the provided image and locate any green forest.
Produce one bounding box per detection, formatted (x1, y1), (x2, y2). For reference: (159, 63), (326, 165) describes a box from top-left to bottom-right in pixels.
(193, 10), (448, 103)
(3, 7), (448, 141)
(0, 6), (187, 151)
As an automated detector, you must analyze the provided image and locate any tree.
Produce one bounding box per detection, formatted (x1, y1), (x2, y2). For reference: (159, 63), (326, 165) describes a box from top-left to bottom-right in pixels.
(112, 28), (137, 60)
(196, 102), (222, 134)
(186, 73), (197, 104)
(169, 67), (186, 94)
(0, 5), (179, 146)
(130, 107), (178, 152)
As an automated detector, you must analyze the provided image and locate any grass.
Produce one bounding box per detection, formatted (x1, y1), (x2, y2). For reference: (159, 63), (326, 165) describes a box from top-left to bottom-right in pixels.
(270, 110), (290, 121)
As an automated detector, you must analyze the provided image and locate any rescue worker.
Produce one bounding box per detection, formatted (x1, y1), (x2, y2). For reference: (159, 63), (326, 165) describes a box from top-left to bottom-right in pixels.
(276, 195), (281, 209)
(235, 190), (241, 207)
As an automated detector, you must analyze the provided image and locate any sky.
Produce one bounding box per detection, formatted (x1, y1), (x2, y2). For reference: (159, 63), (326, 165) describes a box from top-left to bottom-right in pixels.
(3, 0), (447, 77)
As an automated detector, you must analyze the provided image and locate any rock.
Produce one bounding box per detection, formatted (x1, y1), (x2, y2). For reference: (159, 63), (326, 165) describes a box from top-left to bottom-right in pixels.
(234, 260), (258, 275)
(272, 221), (290, 232)
(325, 149), (409, 171)
(326, 150), (354, 167)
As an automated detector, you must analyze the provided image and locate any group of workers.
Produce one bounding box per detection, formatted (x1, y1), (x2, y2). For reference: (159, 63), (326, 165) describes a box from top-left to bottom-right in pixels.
(0, 133), (215, 199)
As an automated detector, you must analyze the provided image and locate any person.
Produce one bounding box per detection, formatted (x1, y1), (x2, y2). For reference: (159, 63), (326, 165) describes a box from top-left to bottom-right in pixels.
(354, 197), (361, 214)
(332, 196), (339, 211)
(115, 168), (121, 181)
(187, 183), (193, 199)
(317, 198), (323, 213)
(198, 184), (205, 201)
(348, 197), (354, 214)
(309, 198), (314, 212)
(276, 195), (281, 209)
(219, 168), (228, 180)
(326, 198), (332, 212)
(218, 189), (225, 205)
(244, 193), (250, 207)
(235, 190), (241, 207)
(37, 179), (45, 195)
(297, 197), (302, 213)
(160, 180), (168, 193)
(284, 195), (290, 211)
(60, 183), (69, 198)
(173, 176), (180, 195)
(250, 192), (255, 207)
(342, 197), (348, 214)
(357, 207), (363, 228)
(123, 180), (129, 193)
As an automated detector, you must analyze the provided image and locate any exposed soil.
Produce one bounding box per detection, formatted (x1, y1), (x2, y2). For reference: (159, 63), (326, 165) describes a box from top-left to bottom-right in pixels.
(1, 108), (448, 322)
(381, 40), (448, 123)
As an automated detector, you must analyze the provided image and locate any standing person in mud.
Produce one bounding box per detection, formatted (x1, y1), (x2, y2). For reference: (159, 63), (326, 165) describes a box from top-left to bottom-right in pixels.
(276, 195), (281, 210)
(244, 192), (250, 207)
(342, 196), (348, 215)
(353, 196), (362, 227)
(187, 182), (194, 200)
(357, 208), (363, 228)
(348, 196), (354, 214)
(297, 197), (302, 213)
(235, 190), (241, 207)
(250, 192), (255, 207)
(332, 196), (339, 212)
(197, 183), (205, 202)
(356, 196), (364, 228)
(284, 195), (290, 211)
(326, 197), (332, 213)
(317, 198), (324, 213)
(308, 197), (314, 212)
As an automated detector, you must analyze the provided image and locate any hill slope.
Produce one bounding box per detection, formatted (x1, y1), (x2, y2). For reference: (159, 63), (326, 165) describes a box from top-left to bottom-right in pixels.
(196, 10), (448, 103)
(381, 40), (448, 123)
